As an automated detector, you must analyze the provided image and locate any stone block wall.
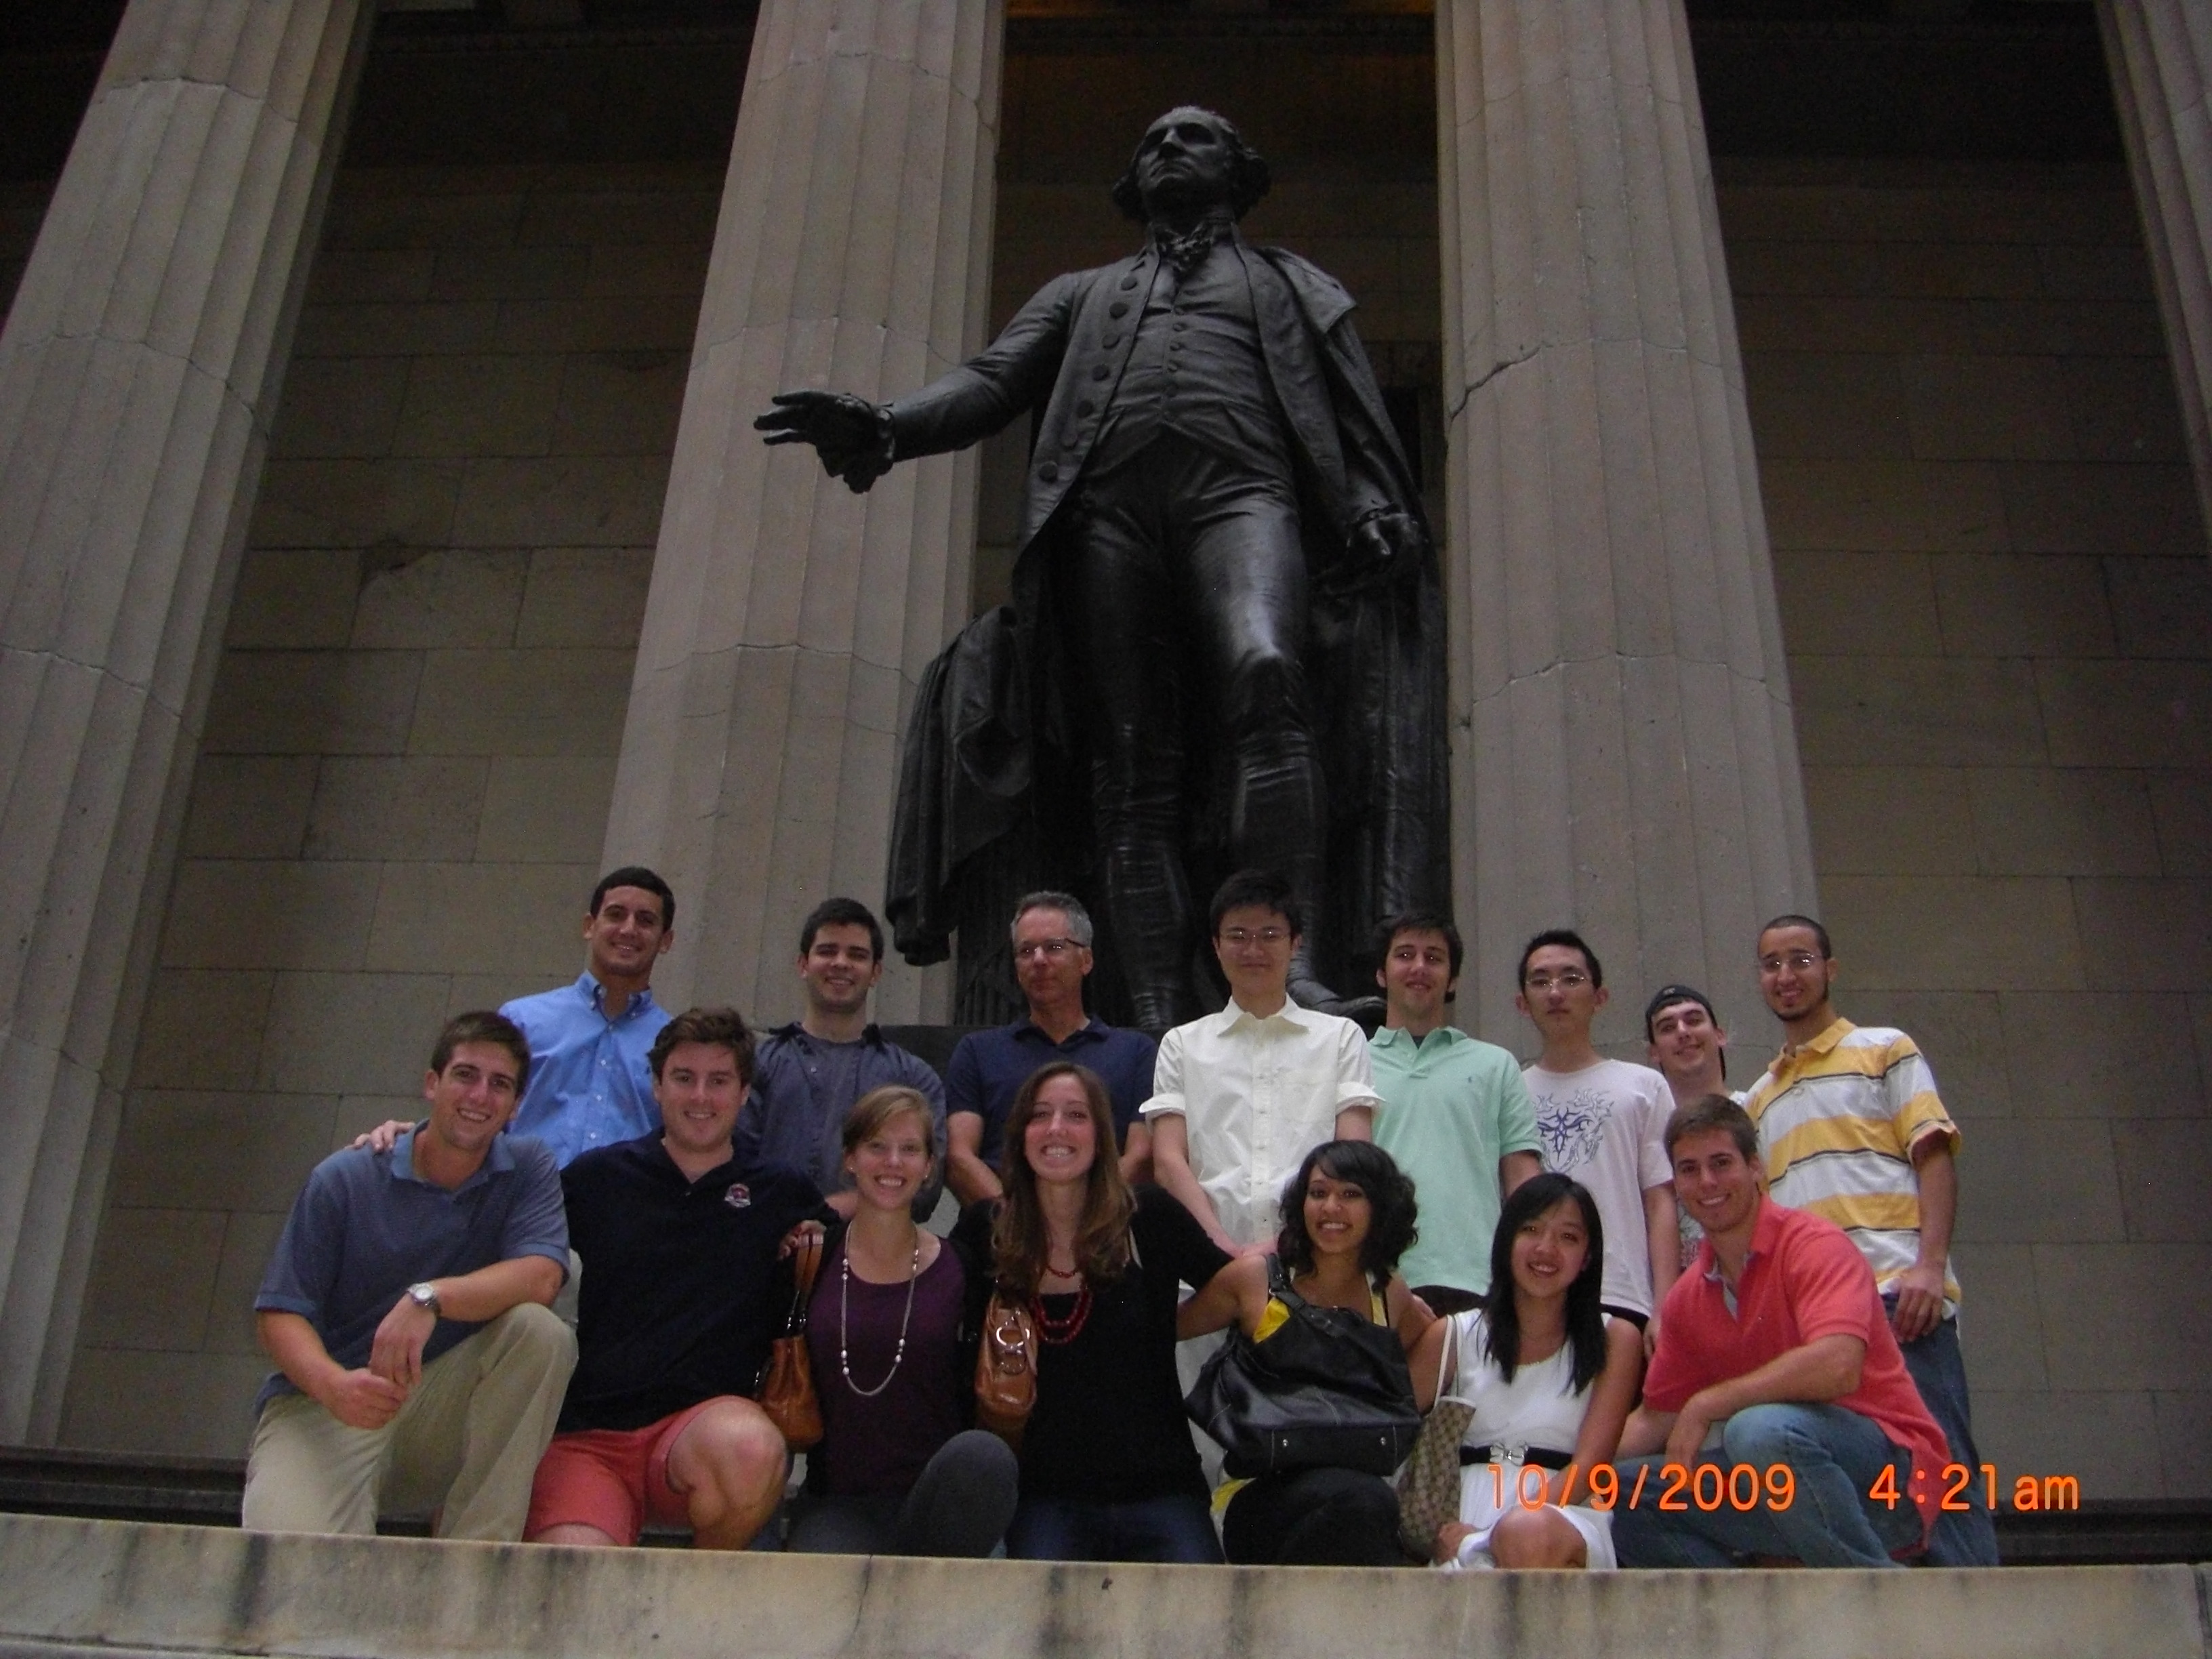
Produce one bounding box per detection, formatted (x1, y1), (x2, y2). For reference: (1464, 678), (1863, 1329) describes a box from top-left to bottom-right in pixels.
(54, 159), (719, 1455)
(1723, 155), (2212, 1497)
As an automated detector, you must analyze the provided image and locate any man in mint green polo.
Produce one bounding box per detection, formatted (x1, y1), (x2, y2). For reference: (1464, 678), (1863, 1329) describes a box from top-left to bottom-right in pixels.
(1366, 913), (1541, 1314)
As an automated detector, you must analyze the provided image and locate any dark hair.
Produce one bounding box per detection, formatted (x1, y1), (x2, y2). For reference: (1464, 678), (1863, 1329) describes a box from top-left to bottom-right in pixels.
(799, 896), (883, 962)
(992, 1061), (1134, 1295)
(590, 865), (674, 928)
(1109, 106), (1272, 223)
(1480, 1173), (1609, 1392)
(1208, 868), (1303, 939)
(647, 1005), (757, 1087)
(1663, 1094), (1759, 1162)
(1275, 1141), (1418, 1285)
(1518, 928), (1602, 989)
(1373, 911), (1464, 984)
(1011, 890), (1094, 949)
(430, 1011), (531, 1092)
(1644, 983), (1727, 1080)
(1759, 914), (1832, 961)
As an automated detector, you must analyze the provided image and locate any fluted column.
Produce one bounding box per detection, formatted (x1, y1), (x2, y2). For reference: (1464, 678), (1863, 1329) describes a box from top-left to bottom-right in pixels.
(0, 0), (371, 1437)
(1437, 0), (1817, 1044)
(605, 0), (1002, 1023)
(2099, 0), (2212, 544)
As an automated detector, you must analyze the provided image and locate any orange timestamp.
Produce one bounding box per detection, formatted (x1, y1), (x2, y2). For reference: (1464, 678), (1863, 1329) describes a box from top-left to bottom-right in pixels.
(1483, 1461), (1802, 1512)
(1870, 1462), (2081, 1513)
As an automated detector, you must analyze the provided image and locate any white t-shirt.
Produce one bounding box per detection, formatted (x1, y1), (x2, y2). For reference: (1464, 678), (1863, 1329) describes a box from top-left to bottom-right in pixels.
(1521, 1059), (1673, 1316)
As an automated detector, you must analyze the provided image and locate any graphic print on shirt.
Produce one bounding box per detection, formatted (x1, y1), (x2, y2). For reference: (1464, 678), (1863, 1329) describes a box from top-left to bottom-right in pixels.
(1534, 1086), (1610, 1173)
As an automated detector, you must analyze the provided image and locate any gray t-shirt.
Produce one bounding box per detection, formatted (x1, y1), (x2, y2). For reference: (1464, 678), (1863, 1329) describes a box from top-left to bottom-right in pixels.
(253, 1127), (569, 1413)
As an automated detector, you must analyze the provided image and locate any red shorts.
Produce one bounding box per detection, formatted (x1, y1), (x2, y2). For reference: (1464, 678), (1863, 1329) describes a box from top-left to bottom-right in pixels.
(525, 1398), (728, 1544)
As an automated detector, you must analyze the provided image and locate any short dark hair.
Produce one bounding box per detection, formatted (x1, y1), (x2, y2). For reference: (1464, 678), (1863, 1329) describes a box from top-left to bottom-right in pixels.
(799, 897), (883, 962)
(1759, 914), (1832, 960)
(648, 1005), (757, 1087)
(590, 865), (674, 928)
(1373, 911), (1464, 983)
(1275, 1140), (1418, 1284)
(1109, 106), (1272, 223)
(430, 1011), (531, 1093)
(1519, 928), (1602, 989)
(1209, 868), (1303, 939)
(1663, 1094), (1760, 1162)
(1643, 983), (1719, 1042)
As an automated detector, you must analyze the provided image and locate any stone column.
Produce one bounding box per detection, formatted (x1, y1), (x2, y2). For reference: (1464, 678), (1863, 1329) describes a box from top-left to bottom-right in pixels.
(2098, 0), (2212, 544)
(604, 0), (1002, 1023)
(0, 0), (371, 1438)
(1435, 0), (1818, 1042)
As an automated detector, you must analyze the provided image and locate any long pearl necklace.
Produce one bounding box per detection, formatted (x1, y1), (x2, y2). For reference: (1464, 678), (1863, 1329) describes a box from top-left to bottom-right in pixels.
(838, 1231), (923, 1397)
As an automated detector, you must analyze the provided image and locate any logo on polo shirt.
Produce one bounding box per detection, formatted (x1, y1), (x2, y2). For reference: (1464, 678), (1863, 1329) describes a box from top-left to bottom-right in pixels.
(723, 1183), (752, 1208)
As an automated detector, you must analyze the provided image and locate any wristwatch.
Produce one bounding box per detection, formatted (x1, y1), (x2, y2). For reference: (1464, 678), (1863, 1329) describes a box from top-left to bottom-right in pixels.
(406, 1282), (442, 1318)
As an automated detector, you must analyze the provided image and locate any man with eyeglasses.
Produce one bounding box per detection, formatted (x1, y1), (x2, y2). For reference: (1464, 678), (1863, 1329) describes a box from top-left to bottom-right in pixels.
(1516, 929), (1680, 1334)
(1741, 915), (1997, 1566)
(1143, 869), (1380, 1255)
(943, 891), (1160, 1204)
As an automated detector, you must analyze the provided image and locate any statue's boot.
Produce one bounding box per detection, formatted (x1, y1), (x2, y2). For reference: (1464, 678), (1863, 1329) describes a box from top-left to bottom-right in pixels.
(1286, 944), (1384, 1033)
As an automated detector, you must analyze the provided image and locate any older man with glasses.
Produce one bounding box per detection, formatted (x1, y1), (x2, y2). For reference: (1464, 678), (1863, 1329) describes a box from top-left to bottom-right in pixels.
(943, 891), (1163, 1204)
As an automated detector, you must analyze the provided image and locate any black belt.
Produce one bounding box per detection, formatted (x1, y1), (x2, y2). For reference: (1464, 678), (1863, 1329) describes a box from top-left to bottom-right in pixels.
(1460, 1444), (1574, 1470)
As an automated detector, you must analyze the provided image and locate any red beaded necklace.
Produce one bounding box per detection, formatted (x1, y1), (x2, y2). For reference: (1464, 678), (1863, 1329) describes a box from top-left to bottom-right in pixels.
(1031, 1277), (1094, 1344)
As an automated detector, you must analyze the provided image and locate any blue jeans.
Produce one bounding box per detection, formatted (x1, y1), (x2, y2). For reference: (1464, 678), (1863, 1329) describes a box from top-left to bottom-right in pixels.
(1006, 1491), (1225, 1564)
(1890, 1301), (2001, 1567)
(1612, 1403), (1925, 1568)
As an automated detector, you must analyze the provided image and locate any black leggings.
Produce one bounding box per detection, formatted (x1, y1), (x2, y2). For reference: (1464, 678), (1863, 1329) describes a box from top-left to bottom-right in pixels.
(1222, 1467), (1407, 1566)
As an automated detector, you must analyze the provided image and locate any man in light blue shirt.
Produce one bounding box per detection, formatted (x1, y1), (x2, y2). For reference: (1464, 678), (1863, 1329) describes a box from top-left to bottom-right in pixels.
(499, 866), (677, 1168)
(1366, 912), (1540, 1311)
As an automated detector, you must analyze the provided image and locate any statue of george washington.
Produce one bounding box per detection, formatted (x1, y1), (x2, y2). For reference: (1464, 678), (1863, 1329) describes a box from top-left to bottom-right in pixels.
(757, 106), (1449, 1030)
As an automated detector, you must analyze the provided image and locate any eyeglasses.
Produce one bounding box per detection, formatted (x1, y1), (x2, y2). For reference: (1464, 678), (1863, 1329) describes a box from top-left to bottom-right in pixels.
(1014, 938), (1082, 962)
(1219, 926), (1290, 947)
(1523, 970), (1590, 992)
(1757, 951), (1823, 975)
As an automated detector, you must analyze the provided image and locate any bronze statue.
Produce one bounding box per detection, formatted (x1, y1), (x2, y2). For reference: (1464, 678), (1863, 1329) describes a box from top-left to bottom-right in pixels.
(758, 107), (1448, 1030)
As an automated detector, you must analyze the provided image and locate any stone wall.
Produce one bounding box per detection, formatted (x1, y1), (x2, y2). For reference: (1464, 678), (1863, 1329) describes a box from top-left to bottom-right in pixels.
(55, 158), (720, 1454)
(1725, 155), (2212, 1497)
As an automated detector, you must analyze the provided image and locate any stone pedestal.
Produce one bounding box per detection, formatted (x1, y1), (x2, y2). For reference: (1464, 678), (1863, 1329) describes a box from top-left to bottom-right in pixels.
(603, 0), (1002, 1025)
(0, 0), (371, 1438)
(1435, 0), (1817, 1040)
(2100, 0), (2212, 546)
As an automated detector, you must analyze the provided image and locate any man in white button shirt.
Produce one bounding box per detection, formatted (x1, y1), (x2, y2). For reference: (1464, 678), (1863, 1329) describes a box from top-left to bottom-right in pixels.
(1143, 869), (1380, 1255)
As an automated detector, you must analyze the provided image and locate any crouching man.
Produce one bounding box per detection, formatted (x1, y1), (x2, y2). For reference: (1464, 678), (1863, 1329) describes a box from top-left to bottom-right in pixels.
(1612, 1096), (1948, 1568)
(243, 1012), (575, 1538)
(525, 1006), (830, 1550)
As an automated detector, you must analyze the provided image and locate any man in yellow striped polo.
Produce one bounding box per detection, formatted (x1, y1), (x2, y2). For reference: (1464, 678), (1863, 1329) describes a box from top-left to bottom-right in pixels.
(1742, 915), (1999, 1567)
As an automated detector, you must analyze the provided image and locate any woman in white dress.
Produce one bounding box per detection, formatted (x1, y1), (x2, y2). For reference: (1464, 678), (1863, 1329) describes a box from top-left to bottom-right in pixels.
(1432, 1172), (1641, 1569)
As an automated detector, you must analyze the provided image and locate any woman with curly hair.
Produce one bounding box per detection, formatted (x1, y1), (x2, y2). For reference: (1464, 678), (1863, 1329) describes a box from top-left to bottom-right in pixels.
(1177, 1139), (1443, 1564)
(949, 1059), (1233, 1562)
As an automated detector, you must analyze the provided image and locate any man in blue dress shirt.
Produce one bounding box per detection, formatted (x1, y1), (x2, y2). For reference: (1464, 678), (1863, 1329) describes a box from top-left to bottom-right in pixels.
(943, 891), (1158, 1203)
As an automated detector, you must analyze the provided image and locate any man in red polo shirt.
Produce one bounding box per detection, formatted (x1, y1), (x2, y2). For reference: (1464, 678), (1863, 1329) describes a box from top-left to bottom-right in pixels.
(1612, 1095), (1948, 1568)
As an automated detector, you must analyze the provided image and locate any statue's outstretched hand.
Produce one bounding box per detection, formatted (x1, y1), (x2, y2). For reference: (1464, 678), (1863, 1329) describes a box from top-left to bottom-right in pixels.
(755, 390), (895, 492)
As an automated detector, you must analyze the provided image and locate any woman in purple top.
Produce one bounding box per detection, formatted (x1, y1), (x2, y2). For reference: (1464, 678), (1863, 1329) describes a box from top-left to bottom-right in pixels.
(786, 1086), (1017, 1555)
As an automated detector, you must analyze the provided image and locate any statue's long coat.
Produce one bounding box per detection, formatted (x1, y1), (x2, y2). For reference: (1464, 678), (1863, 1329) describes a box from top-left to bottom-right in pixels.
(884, 232), (1451, 1003)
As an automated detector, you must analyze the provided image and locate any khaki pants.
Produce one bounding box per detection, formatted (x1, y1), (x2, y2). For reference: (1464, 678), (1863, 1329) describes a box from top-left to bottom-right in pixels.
(243, 1303), (576, 1540)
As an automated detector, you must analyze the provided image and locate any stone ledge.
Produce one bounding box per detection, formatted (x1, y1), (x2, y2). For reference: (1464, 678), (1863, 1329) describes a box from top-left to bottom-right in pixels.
(1, 1514), (2209, 1659)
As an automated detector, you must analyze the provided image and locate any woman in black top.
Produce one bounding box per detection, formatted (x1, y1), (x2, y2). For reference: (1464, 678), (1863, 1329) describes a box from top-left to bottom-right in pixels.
(951, 1059), (1231, 1563)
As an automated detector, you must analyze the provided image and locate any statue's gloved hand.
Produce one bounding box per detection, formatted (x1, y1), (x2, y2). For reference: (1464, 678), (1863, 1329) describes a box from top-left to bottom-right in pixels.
(755, 390), (896, 493)
(1342, 508), (1426, 589)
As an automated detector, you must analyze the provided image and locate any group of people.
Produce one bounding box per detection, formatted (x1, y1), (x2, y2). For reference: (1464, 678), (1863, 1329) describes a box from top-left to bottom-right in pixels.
(241, 861), (1998, 1574)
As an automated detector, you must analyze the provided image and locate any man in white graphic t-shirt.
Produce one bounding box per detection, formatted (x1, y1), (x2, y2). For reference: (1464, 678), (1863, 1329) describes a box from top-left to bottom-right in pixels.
(1515, 930), (1679, 1340)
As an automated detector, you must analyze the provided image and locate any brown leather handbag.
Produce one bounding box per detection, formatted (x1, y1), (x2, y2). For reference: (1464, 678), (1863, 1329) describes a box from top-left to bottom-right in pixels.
(757, 1231), (825, 1450)
(973, 1290), (1039, 1448)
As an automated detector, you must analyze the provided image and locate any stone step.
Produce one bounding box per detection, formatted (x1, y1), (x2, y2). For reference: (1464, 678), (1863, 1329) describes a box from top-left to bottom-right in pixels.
(1, 1512), (2208, 1659)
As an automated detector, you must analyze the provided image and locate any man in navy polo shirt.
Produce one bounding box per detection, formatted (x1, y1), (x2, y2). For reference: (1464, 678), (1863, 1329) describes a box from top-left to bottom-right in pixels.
(943, 891), (1160, 1204)
(526, 1005), (830, 1551)
(243, 1012), (575, 1539)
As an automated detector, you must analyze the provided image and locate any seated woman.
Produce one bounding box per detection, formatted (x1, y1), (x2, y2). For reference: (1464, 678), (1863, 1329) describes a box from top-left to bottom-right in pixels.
(949, 1061), (1232, 1563)
(1431, 1171), (1640, 1570)
(786, 1086), (1018, 1556)
(1178, 1139), (1441, 1566)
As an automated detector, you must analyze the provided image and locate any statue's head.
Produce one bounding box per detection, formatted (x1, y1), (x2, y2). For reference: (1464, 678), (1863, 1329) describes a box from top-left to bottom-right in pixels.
(1111, 106), (1272, 223)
